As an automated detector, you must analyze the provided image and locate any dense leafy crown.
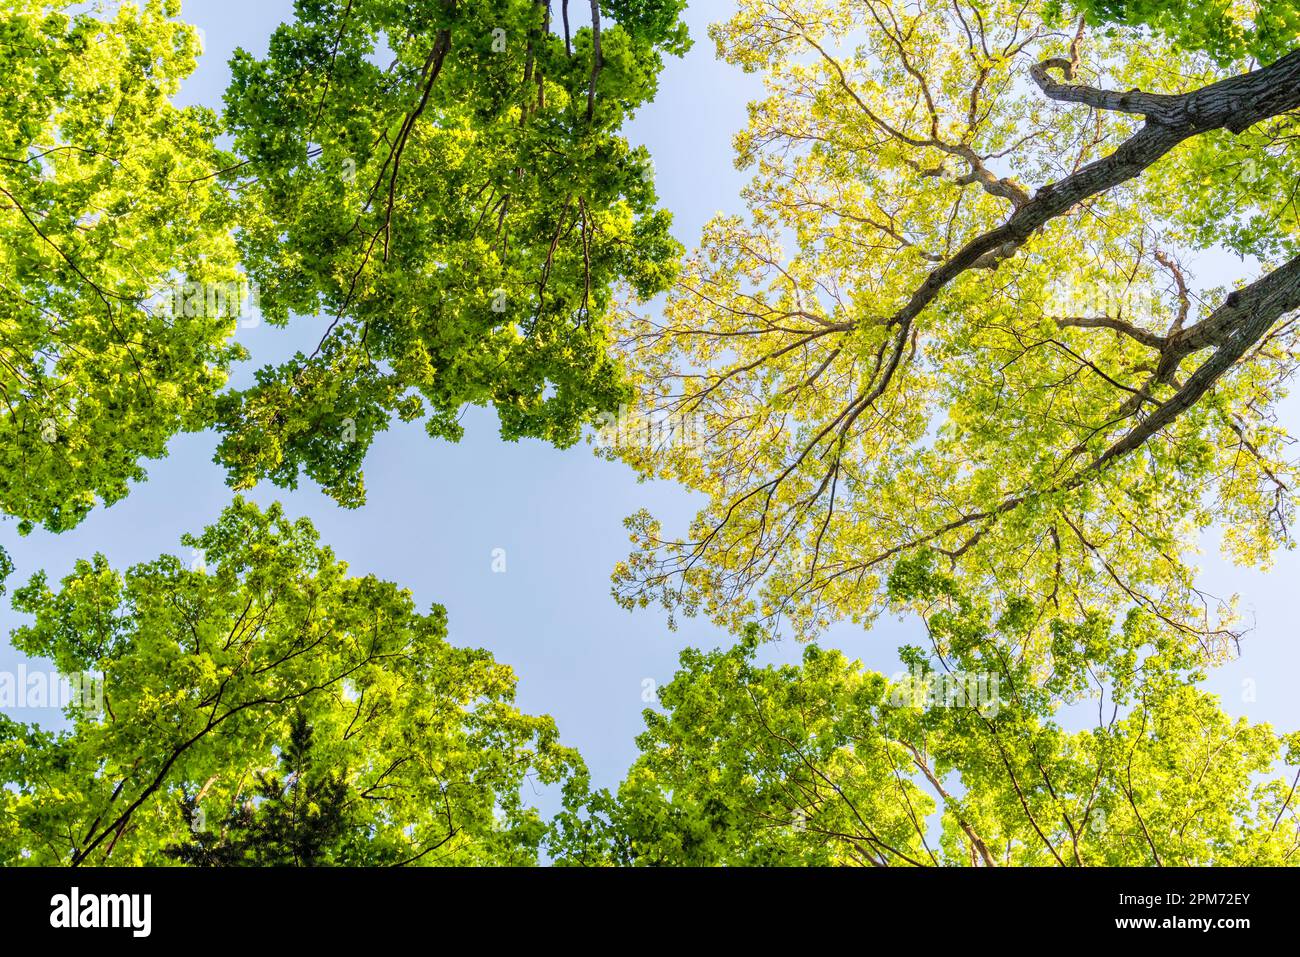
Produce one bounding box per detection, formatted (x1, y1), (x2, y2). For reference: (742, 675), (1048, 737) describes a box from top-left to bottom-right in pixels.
(0, 0), (242, 536)
(608, 0), (1300, 655)
(1053, 0), (1300, 65)
(0, 499), (581, 865)
(214, 0), (689, 505)
(551, 560), (1300, 866)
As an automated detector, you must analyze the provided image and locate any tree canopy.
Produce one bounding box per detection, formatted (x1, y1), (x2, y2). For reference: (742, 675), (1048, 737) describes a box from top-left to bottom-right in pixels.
(213, 0), (689, 505)
(552, 559), (1300, 866)
(608, 0), (1300, 654)
(0, 0), (690, 528)
(1054, 0), (1300, 65)
(0, 499), (580, 865)
(0, 0), (242, 538)
(1, 0), (1298, 871)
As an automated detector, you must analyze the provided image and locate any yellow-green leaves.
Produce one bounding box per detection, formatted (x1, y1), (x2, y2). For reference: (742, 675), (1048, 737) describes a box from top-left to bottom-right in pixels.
(1055, 0), (1300, 66)
(0, 498), (583, 866)
(0, 0), (242, 534)
(214, 0), (689, 505)
(554, 571), (1300, 866)
(609, 0), (1300, 656)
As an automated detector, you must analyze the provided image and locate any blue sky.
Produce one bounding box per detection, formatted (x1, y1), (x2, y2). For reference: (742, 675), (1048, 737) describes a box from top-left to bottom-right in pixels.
(3, 0), (1297, 807)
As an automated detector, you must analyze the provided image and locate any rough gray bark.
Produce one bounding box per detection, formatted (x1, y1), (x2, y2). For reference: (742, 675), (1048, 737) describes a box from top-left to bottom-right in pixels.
(888, 50), (1300, 338)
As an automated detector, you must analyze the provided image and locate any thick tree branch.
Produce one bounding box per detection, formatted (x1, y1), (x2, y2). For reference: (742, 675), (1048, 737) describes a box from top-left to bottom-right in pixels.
(889, 49), (1300, 346)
